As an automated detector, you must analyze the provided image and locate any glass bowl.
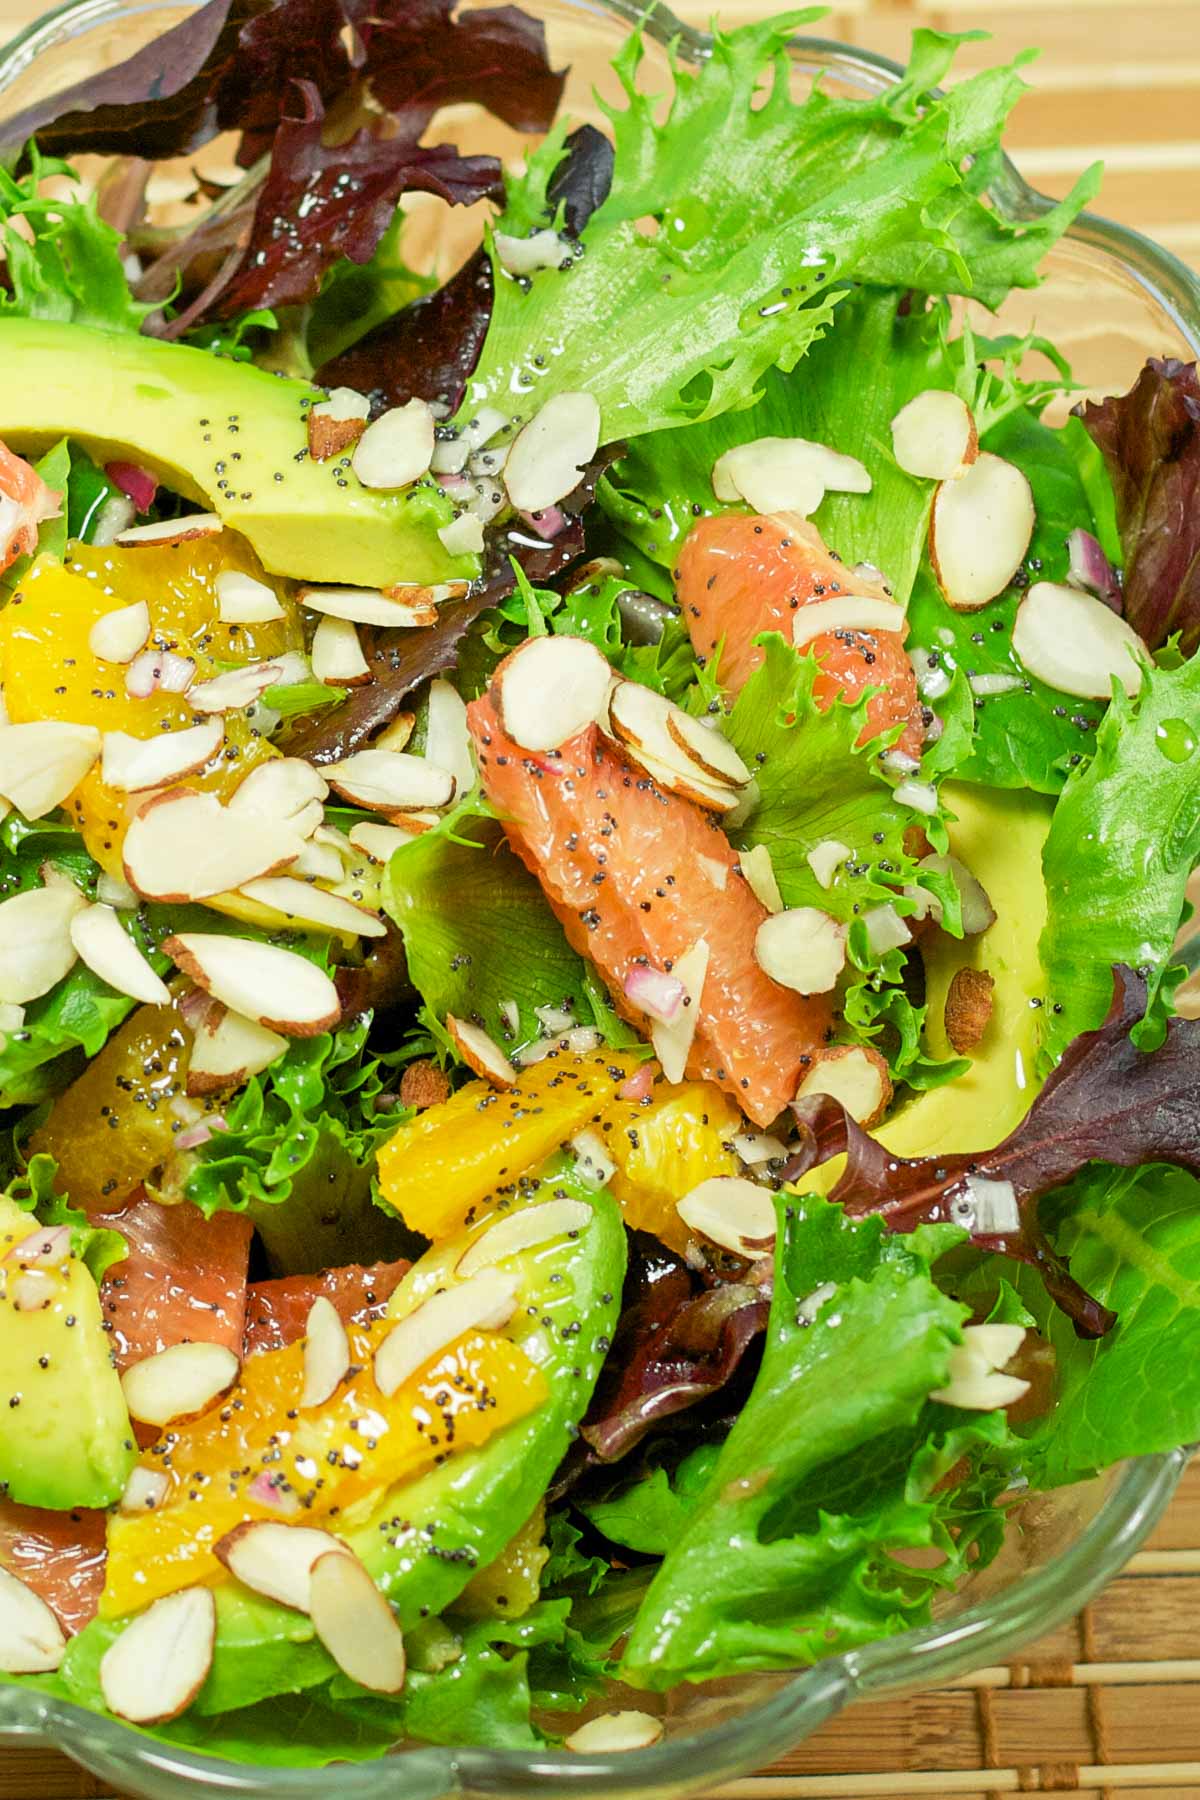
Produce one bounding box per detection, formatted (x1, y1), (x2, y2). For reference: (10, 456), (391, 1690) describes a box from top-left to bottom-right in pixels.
(0, 2), (1195, 1795)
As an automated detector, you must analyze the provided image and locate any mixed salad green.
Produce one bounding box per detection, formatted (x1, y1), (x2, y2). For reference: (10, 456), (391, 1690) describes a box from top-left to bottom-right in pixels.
(0, 0), (1198, 1766)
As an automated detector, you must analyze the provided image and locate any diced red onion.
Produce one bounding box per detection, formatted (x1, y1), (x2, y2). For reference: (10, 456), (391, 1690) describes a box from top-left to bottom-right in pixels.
(436, 473), (472, 495)
(246, 1472), (300, 1513)
(125, 648), (196, 698)
(624, 964), (686, 1024)
(618, 1062), (656, 1103)
(175, 1114), (226, 1150)
(1066, 528), (1122, 612)
(519, 505), (569, 539)
(105, 461), (160, 514)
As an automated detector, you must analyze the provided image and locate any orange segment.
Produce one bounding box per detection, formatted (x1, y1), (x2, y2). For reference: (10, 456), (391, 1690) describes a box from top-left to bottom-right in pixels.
(603, 1079), (743, 1252)
(376, 1047), (638, 1240)
(102, 1321), (544, 1615)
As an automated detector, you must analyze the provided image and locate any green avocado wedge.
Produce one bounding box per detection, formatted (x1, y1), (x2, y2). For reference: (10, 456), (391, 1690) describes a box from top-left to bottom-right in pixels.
(0, 1196), (134, 1509)
(59, 1160), (625, 1719)
(0, 319), (476, 589)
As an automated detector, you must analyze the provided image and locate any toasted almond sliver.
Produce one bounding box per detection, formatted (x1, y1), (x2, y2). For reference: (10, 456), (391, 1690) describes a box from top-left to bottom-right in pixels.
(805, 838), (852, 890)
(792, 595), (904, 652)
(0, 1566), (67, 1674)
(631, 746), (739, 813)
(300, 1296), (351, 1409)
(186, 1006), (289, 1096)
(373, 711), (416, 754)
(115, 513), (223, 549)
(326, 750), (456, 814)
(605, 681), (738, 810)
(299, 584), (436, 630)
(438, 511), (485, 558)
(99, 1587), (215, 1725)
(121, 1341), (240, 1428)
(446, 1014), (516, 1088)
(565, 1711), (664, 1754)
(493, 635), (614, 753)
(425, 678), (475, 796)
(348, 821), (422, 863)
(123, 790), (303, 902)
(503, 391), (601, 513)
(308, 389), (370, 462)
(309, 1550), (406, 1693)
(929, 453), (1035, 612)
(664, 710), (750, 788)
(88, 600), (151, 665)
(118, 1467), (172, 1516)
(214, 1520), (350, 1612)
(101, 717), (224, 792)
(187, 660), (282, 714)
(754, 907), (846, 996)
(237, 876), (387, 940)
(311, 614), (371, 686)
(215, 570), (286, 624)
(891, 389), (978, 482)
(351, 399), (436, 490)
(712, 436), (870, 517)
(70, 903), (171, 1006)
(676, 1174), (777, 1256)
(794, 1044), (892, 1128)
(0, 721), (101, 819)
(740, 843), (783, 913)
(228, 757), (328, 832)
(374, 1268), (520, 1398)
(290, 837), (346, 882)
(457, 1198), (593, 1279)
(650, 936), (709, 1085)
(163, 932), (342, 1036)
(0, 884), (86, 1005)
(1011, 580), (1146, 699)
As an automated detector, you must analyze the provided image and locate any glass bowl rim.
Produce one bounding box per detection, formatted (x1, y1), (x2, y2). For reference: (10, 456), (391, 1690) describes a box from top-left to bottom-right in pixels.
(0, 1), (1194, 1792)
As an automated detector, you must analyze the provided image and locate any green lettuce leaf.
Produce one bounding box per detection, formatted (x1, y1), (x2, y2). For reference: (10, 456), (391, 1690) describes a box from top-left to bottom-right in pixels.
(0, 147), (152, 334)
(463, 22), (1094, 446)
(3, 1151), (126, 1284)
(620, 1194), (1017, 1687)
(579, 1442), (721, 1557)
(1038, 651), (1200, 1064)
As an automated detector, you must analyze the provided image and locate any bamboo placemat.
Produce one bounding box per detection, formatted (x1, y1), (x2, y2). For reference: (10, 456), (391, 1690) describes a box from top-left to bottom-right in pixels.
(0, 0), (1198, 1793)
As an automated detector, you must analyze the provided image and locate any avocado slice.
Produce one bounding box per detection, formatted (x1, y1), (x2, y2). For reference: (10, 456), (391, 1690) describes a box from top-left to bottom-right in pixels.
(0, 319), (476, 589)
(62, 1158), (625, 1717)
(0, 1197), (135, 1510)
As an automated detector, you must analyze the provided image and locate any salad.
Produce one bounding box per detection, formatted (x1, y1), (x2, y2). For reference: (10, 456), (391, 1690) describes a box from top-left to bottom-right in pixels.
(0, 0), (1197, 1767)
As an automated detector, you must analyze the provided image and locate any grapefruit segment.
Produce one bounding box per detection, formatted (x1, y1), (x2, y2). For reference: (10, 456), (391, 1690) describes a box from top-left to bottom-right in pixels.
(243, 1261), (410, 1358)
(676, 512), (924, 757)
(0, 1501), (106, 1635)
(0, 439), (61, 575)
(467, 685), (832, 1126)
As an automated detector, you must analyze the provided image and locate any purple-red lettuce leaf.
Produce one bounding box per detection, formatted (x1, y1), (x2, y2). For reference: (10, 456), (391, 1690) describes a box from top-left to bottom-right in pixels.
(785, 966), (1200, 1338)
(1076, 357), (1200, 655)
(361, 0), (565, 134)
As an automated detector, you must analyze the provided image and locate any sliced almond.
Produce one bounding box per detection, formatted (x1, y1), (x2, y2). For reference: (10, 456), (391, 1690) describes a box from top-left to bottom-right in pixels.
(740, 843), (783, 913)
(101, 718), (224, 792)
(890, 390), (978, 481)
(308, 387), (370, 462)
(665, 710), (750, 787)
(446, 1014), (516, 1088)
(300, 1296), (351, 1409)
(676, 1176), (777, 1257)
(697, 854), (728, 891)
(374, 1268), (520, 1397)
(794, 1044), (892, 1128)
(426, 678), (476, 796)
(97, 870), (139, 909)
(121, 1341), (240, 1427)
(348, 821), (421, 863)
(214, 1520), (350, 1612)
(99, 1587), (215, 1725)
(0, 884), (86, 1004)
(494, 227), (568, 277)
(571, 1127), (618, 1187)
(0, 1567), (67, 1674)
(929, 453), (1035, 611)
(373, 712), (416, 754)
(308, 1548), (406, 1693)
(493, 636), (614, 753)
(565, 1711), (664, 1755)
(326, 750), (456, 813)
(931, 1324), (1030, 1410)
(228, 757), (328, 833)
(88, 600), (151, 664)
(650, 936), (709, 1084)
(0, 721), (101, 818)
(118, 1466), (171, 1516)
(215, 570), (286, 625)
(457, 1198), (593, 1279)
(504, 391), (601, 513)
(630, 747), (740, 813)
(438, 512), (486, 558)
(163, 933), (341, 1036)
(237, 876), (386, 940)
(115, 513), (223, 549)
(70, 903), (171, 1006)
(352, 399), (436, 490)
(311, 614), (371, 686)
(186, 1005), (289, 1095)
(792, 595), (905, 654)
(187, 660), (282, 714)
(733, 1131), (789, 1166)
(863, 902), (912, 956)
(298, 585), (438, 629)
(1011, 580), (1146, 699)
(754, 907), (846, 995)
(712, 437), (871, 517)
(123, 790), (302, 902)
(606, 681), (738, 810)
(805, 838), (851, 890)
(291, 837), (348, 882)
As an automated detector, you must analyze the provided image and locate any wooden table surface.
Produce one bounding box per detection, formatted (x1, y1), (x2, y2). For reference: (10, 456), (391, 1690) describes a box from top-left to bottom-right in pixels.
(0, 0), (1197, 1794)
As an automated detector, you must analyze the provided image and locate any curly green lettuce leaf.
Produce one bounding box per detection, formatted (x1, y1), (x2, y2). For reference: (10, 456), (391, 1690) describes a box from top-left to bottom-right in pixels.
(0, 148), (153, 335)
(579, 1442), (721, 1557)
(1038, 651), (1200, 1065)
(462, 22), (1094, 447)
(3, 1151), (126, 1285)
(620, 1194), (1015, 1687)
(382, 791), (635, 1063)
